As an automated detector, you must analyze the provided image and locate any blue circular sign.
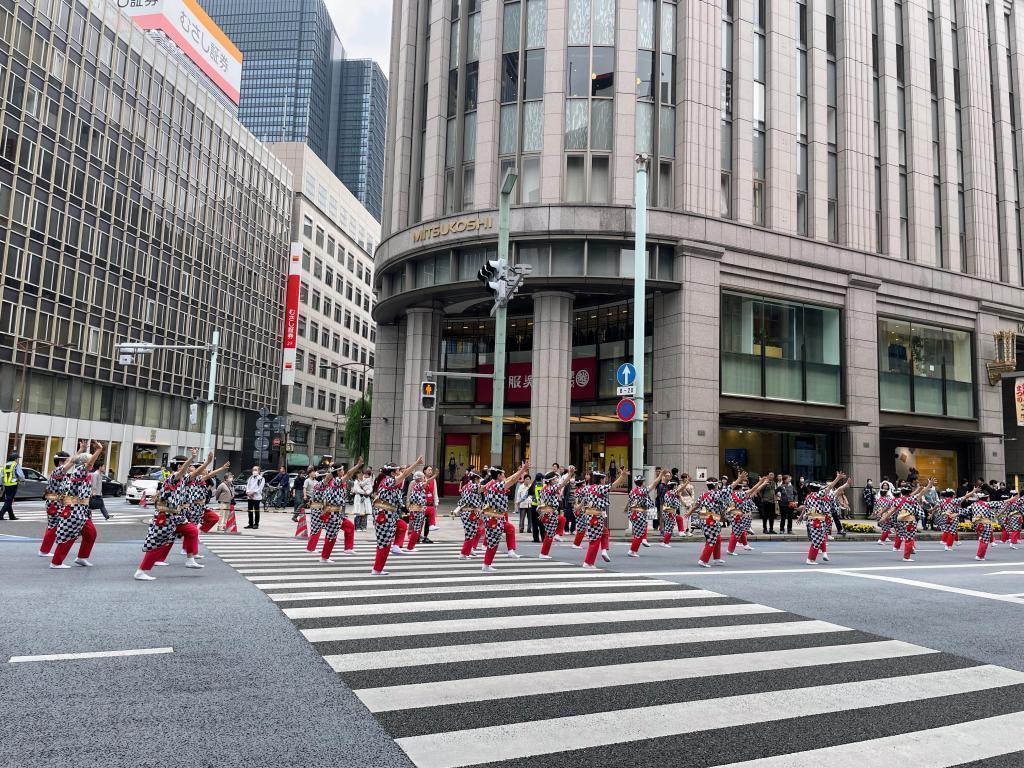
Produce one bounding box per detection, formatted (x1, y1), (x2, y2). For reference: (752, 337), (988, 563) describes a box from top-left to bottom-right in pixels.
(616, 362), (637, 387)
(616, 398), (636, 422)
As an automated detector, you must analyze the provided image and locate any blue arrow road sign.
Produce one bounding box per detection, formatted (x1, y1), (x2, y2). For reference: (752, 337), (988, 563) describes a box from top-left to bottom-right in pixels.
(616, 362), (636, 387)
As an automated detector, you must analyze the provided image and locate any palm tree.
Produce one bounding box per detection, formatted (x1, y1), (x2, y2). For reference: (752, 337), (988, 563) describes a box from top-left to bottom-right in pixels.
(344, 385), (372, 461)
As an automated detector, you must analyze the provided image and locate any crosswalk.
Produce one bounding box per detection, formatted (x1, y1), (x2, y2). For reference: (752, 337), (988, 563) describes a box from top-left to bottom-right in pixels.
(0, 509), (151, 525)
(205, 536), (1024, 768)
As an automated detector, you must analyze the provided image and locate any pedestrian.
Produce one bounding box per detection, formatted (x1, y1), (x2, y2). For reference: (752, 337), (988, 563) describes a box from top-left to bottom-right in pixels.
(0, 450), (24, 520)
(49, 441), (105, 569)
(318, 459), (364, 562)
(216, 472), (234, 527)
(562, 470), (577, 534)
(244, 465), (264, 529)
(354, 469), (372, 531)
(291, 469), (306, 521)
(515, 475), (533, 533)
(269, 465), (290, 508)
(652, 466), (665, 531)
(89, 463), (112, 520)
(528, 472), (543, 543)
(421, 465), (438, 542)
(759, 471), (777, 533)
(133, 450), (205, 580)
(371, 457), (423, 576)
(862, 479), (875, 519)
(778, 474), (797, 534)
(677, 473), (694, 535)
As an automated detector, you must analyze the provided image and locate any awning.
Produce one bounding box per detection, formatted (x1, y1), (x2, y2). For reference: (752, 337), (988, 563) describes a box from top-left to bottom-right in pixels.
(879, 424), (1003, 440)
(720, 411), (869, 431)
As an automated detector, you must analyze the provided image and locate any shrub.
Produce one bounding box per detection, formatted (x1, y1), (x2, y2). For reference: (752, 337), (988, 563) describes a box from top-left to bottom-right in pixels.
(841, 522), (877, 533)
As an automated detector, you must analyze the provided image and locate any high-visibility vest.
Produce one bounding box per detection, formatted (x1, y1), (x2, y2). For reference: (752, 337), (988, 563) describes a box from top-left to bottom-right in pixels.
(3, 461), (18, 486)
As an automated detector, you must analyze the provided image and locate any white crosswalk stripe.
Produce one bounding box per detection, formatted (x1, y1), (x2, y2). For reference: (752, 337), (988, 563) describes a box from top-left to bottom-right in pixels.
(211, 536), (1024, 768)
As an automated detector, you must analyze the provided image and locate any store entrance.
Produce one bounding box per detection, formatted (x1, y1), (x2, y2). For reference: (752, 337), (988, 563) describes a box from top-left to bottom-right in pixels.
(570, 431), (629, 483)
(719, 428), (837, 480)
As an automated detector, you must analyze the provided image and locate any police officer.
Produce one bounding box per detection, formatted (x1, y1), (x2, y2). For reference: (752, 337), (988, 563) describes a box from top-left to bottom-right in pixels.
(0, 451), (25, 520)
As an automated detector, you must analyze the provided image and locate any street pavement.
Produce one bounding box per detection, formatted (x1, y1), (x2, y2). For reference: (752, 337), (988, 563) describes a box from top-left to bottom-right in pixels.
(205, 527), (1024, 768)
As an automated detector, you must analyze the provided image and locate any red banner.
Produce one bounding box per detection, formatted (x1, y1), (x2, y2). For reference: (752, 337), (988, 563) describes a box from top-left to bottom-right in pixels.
(281, 242), (302, 385)
(475, 357), (597, 403)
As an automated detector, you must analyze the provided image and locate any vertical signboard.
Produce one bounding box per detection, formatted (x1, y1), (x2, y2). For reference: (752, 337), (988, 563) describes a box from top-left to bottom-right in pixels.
(1016, 380), (1024, 427)
(281, 242), (302, 385)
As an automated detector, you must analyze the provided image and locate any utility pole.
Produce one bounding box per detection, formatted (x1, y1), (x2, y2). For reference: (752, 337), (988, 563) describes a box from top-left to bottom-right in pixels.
(201, 330), (219, 457)
(491, 168), (518, 468)
(633, 154), (650, 476)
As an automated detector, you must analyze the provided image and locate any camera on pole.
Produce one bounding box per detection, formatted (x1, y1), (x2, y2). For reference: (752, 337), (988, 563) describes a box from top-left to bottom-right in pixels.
(420, 381), (437, 410)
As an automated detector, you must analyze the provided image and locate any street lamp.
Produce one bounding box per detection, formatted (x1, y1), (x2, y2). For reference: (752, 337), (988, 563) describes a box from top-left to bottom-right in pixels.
(492, 166), (518, 467)
(632, 154), (650, 476)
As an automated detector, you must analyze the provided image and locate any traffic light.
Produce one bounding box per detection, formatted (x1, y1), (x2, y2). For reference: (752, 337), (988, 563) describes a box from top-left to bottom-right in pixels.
(477, 259), (507, 301)
(420, 381), (437, 410)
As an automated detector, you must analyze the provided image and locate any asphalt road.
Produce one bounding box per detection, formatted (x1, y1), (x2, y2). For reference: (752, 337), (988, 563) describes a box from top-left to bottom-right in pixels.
(0, 527), (411, 768)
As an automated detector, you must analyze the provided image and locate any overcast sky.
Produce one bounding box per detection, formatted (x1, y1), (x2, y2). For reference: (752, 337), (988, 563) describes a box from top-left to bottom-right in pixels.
(327, 0), (392, 74)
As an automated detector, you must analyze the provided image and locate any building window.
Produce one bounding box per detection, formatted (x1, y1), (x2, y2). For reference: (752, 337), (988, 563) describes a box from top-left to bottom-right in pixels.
(721, 292), (841, 405)
(292, 384), (303, 406)
(302, 215), (313, 239)
(872, 0), (884, 253)
(896, 0), (909, 259)
(878, 319), (973, 418)
(721, 0), (734, 218)
(796, 0), (808, 235)
(752, 0), (767, 226)
(826, 0), (837, 242)
(499, 0), (545, 203)
(636, 0), (676, 206)
(951, 2), (966, 271)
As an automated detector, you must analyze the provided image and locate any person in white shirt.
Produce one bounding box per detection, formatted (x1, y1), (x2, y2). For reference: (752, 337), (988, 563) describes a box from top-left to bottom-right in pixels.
(89, 463), (111, 520)
(244, 466), (265, 529)
(515, 478), (533, 533)
(352, 471), (373, 530)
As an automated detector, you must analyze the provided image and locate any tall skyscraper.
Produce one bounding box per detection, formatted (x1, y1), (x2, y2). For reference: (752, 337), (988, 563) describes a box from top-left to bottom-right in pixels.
(330, 59), (387, 222)
(201, 0), (386, 221)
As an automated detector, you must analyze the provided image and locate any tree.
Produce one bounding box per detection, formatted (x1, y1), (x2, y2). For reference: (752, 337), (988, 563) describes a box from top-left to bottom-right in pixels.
(344, 385), (372, 461)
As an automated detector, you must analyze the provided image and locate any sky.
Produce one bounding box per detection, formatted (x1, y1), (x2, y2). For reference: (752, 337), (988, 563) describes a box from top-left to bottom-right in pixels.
(327, 0), (392, 73)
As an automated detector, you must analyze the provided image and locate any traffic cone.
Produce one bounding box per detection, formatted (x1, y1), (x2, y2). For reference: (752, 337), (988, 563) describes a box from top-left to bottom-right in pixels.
(224, 504), (239, 534)
(294, 513), (308, 539)
(140, 493), (149, 508)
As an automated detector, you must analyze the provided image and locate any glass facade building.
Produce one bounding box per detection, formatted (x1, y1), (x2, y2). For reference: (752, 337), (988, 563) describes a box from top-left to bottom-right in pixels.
(202, 0), (387, 222)
(0, 0), (292, 478)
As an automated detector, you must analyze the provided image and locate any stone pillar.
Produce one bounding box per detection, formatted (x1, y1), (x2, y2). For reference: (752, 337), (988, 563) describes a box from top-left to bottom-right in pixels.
(841, 278), (882, 508)
(877, 0), (903, 258)
(368, 322), (406, 468)
(399, 308), (442, 466)
(655, 243), (723, 477)
(529, 292), (574, 470)
(766, 0), (796, 233)
(974, 312), (1006, 482)
(678, 0), (721, 216)
(808, 0), (829, 241)
(904, 0), (936, 266)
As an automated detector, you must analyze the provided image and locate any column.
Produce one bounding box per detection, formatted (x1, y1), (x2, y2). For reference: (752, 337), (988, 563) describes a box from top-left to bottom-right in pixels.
(368, 323), (405, 468)
(678, 0), (721, 216)
(808, 0), (829, 240)
(529, 292), (574, 470)
(841, 278), (882, 504)
(654, 243), (723, 475)
(399, 308), (442, 466)
(613, 0), (639, 206)
(877, 0), (903, 257)
(421, 1), (448, 221)
(766, 0), (796, 233)
(540, 0), (567, 203)
(904, 0), (937, 266)
(935, 0), (961, 271)
(973, 312), (1006, 482)
(731, 0), (754, 223)
(472, 0), (499, 207)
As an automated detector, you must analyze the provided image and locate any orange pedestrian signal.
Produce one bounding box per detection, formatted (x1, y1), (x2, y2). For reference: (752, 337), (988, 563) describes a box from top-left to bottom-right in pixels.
(420, 381), (437, 410)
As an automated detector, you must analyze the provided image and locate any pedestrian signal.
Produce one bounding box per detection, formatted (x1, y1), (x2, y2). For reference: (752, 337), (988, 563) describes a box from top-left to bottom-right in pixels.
(420, 381), (437, 410)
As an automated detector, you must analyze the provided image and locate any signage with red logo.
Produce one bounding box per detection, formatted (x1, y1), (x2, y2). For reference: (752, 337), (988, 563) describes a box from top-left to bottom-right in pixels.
(476, 357), (597, 403)
(281, 242), (302, 385)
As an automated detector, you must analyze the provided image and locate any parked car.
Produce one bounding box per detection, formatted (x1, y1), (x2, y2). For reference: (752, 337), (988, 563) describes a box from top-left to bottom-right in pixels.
(126, 470), (164, 504)
(17, 467), (49, 500)
(100, 474), (125, 497)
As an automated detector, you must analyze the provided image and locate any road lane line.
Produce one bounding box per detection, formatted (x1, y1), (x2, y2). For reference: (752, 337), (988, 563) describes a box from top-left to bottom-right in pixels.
(252, 571), (657, 589)
(394, 665), (1024, 768)
(827, 569), (1024, 605)
(268, 578), (672, 601)
(236, 561), (579, 574)
(325, 619), (849, 672)
(302, 603), (780, 643)
(632, 560), (1024, 576)
(282, 589), (722, 619)
(9, 647), (174, 663)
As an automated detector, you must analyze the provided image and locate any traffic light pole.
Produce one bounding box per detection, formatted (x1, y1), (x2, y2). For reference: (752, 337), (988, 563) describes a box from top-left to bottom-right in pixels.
(491, 172), (515, 468)
(632, 155), (649, 476)
(201, 330), (219, 457)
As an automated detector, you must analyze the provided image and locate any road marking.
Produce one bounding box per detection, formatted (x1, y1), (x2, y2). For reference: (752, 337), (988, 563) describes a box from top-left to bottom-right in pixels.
(268, 578), (672, 602)
(283, 589), (721, 619)
(325, 619), (849, 672)
(635, 560), (1024, 577)
(252, 571), (656, 590)
(303, 603), (781, 643)
(984, 570), (1024, 576)
(9, 647), (174, 663)
(246, 566), (578, 582)
(236, 561), (579, 574)
(713, 710), (1024, 767)
(357, 640), (931, 712)
(828, 570), (1024, 605)
(394, 665), (1024, 768)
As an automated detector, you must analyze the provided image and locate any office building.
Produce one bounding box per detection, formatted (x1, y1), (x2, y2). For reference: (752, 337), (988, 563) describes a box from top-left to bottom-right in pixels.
(0, 0), (292, 479)
(202, 0), (387, 220)
(371, 0), (1024, 498)
(269, 142), (378, 468)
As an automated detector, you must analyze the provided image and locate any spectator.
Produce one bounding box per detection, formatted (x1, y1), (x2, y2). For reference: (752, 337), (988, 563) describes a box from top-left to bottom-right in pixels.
(215, 473), (234, 523)
(797, 476), (810, 504)
(291, 470), (306, 521)
(515, 475), (533, 533)
(862, 479), (875, 517)
(244, 465), (264, 529)
(529, 472), (544, 543)
(0, 451), (24, 520)
(89, 463), (112, 520)
(922, 481), (939, 529)
(760, 471), (777, 534)
(957, 477), (971, 498)
(269, 465), (290, 507)
(778, 475), (796, 534)
(562, 471), (577, 532)
(653, 467), (665, 531)
(353, 470), (373, 530)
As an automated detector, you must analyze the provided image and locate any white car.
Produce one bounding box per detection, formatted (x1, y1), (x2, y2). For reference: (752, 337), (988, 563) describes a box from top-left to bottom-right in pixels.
(126, 470), (163, 505)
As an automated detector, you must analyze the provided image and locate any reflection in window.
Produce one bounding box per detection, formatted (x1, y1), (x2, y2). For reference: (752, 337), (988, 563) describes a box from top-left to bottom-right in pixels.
(878, 319), (973, 417)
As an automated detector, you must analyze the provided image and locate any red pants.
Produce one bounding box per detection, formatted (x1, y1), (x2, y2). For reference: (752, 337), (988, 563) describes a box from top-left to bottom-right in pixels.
(394, 518), (408, 547)
(504, 521), (516, 551)
(978, 541), (988, 559)
(583, 528), (612, 566)
(426, 506), (436, 526)
(727, 529), (748, 553)
(903, 539), (915, 559)
(139, 543), (174, 571)
(878, 530), (890, 542)
(676, 514), (686, 533)
(556, 515), (566, 536)
(52, 520), (97, 565)
(306, 531), (321, 552)
(40, 526), (58, 554)
(200, 509), (220, 533)
(168, 523), (199, 558)
(372, 546), (391, 572)
(941, 532), (954, 547)
(573, 528), (586, 547)
(322, 519), (355, 559)
(699, 540), (723, 564)
(808, 539), (828, 562)
(630, 536), (644, 553)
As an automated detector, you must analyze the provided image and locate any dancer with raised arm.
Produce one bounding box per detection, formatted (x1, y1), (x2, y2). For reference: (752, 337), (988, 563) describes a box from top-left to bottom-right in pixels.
(134, 450), (204, 580)
(799, 472), (846, 565)
(458, 470), (484, 559)
(727, 471), (769, 555)
(304, 468), (330, 553)
(692, 476), (732, 567)
(38, 450), (70, 558)
(371, 457), (422, 575)
(581, 468), (628, 568)
(968, 490), (1001, 561)
(873, 483), (895, 545)
(49, 441), (105, 569)
(538, 466), (575, 559)
(891, 479), (932, 561)
(480, 463), (528, 571)
(319, 458), (364, 562)
(935, 487), (961, 551)
(626, 470), (664, 558)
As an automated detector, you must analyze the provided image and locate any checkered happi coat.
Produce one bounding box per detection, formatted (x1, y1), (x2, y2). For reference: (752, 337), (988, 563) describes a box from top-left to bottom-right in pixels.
(55, 463), (92, 544)
(584, 484), (609, 542)
(373, 476), (403, 549)
(45, 465), (67, 529)
(142, 477), (189, 552)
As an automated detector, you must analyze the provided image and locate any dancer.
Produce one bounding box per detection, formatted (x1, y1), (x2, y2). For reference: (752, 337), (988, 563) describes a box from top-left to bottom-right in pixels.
(571, 478), (590, 549)
(800, 472), (846, 565)
(421, 466), (438, 543)
(152, 452), (216, 569)
(581, 468), (629, 568)
(319, 458), (364, 562)
(371, 457), (423, 575)
(692, 476), (732, 567)
(1001, 489), (1023, 549)
(890, 479), (932, 561)
(458, 470), (485, 559)
(38, 450), (71, 557)
(538, 466), (575, 559)
(727, 471), (769, 555)
(304, 468), (330, 553)
(480, 463), (528, 572)
(969, 490), (1000, 560)
(873, 483), (895, 545)
(405, 469), (428, 551)
(626, 470), (664, 557)
(660, 479), (682, 546)
(134, 450), (204, 580)
(50, 441), (105, 569)
(181, 455), (229, 556)
(677, 473), (695, 535)
(935, 488), (961, 551)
